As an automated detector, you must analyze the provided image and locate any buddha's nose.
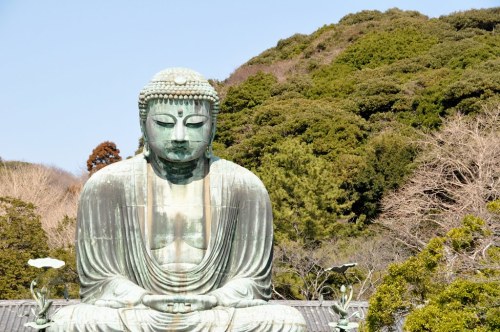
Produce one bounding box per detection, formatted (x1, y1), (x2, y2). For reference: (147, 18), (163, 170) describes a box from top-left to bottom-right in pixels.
(172, 123), (186, 142)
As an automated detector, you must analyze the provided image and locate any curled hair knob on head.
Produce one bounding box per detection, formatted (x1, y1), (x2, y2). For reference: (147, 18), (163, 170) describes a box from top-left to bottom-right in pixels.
(138, 67), (220, 121)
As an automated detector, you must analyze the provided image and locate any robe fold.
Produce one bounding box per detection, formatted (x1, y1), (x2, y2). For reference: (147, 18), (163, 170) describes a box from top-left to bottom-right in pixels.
(49, 155), (306, 331)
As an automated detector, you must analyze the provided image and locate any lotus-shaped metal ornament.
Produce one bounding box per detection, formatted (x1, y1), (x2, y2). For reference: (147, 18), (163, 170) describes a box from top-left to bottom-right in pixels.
(28, 257), (65, 269)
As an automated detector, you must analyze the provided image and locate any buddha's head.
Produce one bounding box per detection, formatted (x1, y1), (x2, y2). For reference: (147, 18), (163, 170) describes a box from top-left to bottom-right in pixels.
(138, 68), (220, 164)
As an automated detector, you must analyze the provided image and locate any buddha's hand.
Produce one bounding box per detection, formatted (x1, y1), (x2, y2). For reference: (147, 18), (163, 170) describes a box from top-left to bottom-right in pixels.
(142, 294), (218, 313)
(95, 279), (150, 309)
(236, 299), (267, 308)
(220, 298), (267, 308)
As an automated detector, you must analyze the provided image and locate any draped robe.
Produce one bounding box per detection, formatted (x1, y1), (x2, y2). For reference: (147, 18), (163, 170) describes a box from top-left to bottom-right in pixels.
(49, 155), (306, 331)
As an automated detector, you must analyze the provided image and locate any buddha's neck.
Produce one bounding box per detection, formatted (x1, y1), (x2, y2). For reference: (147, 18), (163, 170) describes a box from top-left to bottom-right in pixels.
(149, 155), (207, 183)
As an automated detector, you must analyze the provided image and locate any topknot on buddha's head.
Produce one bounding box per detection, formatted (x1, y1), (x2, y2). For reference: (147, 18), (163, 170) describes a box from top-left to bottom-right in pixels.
(138, 68), (220, 120)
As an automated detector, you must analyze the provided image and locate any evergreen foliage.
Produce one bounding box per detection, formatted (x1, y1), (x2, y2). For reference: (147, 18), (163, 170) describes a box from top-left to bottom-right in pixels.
(0, 197), (49, 299)
(363, 204), (500, 331)
(215, 97), (401, 226)
(247, 34), (313, 65)
(405, 279), (500, 332)
(335, 27), (438, 70)
(48, 244), (79, 299)
(215, 7), (499, 303)
(258, 139), (353, 244)
(440, 8), (500, 31)
(217, 7), (498, 235)
(221, 72), (277, 113)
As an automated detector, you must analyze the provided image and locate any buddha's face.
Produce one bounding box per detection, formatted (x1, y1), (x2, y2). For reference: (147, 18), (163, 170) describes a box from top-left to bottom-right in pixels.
(144, 99), (212, 163)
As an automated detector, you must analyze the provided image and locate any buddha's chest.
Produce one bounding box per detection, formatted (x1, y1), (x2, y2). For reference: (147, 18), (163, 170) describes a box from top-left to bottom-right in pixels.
(146, 178), (209, 268)
(151, 196), (205, 246)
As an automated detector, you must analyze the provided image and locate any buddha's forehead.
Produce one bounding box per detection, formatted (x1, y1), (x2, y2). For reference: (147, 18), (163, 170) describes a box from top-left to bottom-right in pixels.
(147, 99), (210, 116)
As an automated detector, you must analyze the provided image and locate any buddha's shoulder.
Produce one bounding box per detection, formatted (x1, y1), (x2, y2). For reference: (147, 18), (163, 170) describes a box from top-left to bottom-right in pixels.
(84, 155), (146, 187)
(210, 157), (253, 177)
(211, 157), (265, 190)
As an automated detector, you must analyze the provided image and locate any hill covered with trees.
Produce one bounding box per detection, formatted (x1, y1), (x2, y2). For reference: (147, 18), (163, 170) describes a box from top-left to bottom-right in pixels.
(210, 7), (499, 330)
(215, 8), (499, 234)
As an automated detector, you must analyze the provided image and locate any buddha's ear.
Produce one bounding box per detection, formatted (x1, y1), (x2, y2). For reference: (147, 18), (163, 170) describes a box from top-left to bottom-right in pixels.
(209, 121), (216, 145)
(139, 119), (148, 141)
(209, 101), (219, 144)
(139, 119), (151, 158)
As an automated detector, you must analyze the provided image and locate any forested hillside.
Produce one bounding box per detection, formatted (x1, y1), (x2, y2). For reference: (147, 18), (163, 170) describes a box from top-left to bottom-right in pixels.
(215, 8), (499, 236)
(211, 7), (499, 330)
(0, 161), (81, 299)
(1, 7), (499, 330)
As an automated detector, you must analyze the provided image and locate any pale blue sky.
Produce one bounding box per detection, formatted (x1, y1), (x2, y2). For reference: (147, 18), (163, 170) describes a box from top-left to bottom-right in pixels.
(1, 0), (498, 174)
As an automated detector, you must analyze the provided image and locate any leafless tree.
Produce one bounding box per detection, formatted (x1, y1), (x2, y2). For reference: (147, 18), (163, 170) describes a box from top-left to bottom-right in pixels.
(378, 105), (500, 251)
(0, 162), (81, 248)
(273, 240), (338, 300)
(347, 234), (408, 300)
(272, 233), (408, 301)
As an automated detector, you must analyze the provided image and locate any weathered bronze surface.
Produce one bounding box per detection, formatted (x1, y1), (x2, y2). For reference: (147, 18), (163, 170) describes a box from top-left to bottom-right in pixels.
(48, 68), (306, 331)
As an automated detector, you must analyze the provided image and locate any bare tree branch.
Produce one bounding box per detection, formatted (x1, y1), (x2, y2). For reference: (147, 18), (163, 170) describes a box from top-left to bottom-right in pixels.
(378, 105), (500, 254)
(0, 162), (82, 248)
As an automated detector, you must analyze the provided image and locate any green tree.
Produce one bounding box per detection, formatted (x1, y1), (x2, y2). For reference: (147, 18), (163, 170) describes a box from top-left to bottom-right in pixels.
(86, 141), (122, 176)
(221, 72), (277, 113)
(442, 59), (500, 113)
(49, 244), (79, 299)
(338, 10), (384, 26)
(335, 27), (438, 70)
(259, 139), (355, 244)
(348, 129), (419, 221)
(364, 237), (445, 331)
(440, 8), (500, 32)
(247, 33), (312, 65)
(405, 279), (500, 332)
(135, 136), (145, 155)
(0, 197), (49, 299)
(42, 215), (80, 299)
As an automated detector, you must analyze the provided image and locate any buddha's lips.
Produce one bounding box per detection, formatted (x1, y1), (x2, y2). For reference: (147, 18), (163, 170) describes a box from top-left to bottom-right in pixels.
(168, 144), (190, 152)
(171, 146), (188, 151)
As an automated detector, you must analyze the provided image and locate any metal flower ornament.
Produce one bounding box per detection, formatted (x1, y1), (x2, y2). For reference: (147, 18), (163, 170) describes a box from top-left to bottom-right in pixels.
(28, 258), (65, 269)
(325, 263), (361, 332)
(25, 257), (65, 330)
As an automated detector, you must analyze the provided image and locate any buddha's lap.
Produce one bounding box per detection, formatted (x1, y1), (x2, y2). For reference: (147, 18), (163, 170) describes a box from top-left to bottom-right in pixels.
(48, 303), (306, 331)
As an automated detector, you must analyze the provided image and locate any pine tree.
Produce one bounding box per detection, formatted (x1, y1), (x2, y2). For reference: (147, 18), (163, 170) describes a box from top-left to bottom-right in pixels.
(0, 197), (49, 299)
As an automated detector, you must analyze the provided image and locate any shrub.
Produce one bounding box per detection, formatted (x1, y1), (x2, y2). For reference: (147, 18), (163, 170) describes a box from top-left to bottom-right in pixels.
(221, 72), (277, 113)
(441, 8), (500, 32)
(405, 279), (500, 332)
(0, 197), (49, 299)
(335, 27), (438, 69)
(364, 237), (445, 331)
(365, 209), (498, 331)
(339, 10), (383, 26)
